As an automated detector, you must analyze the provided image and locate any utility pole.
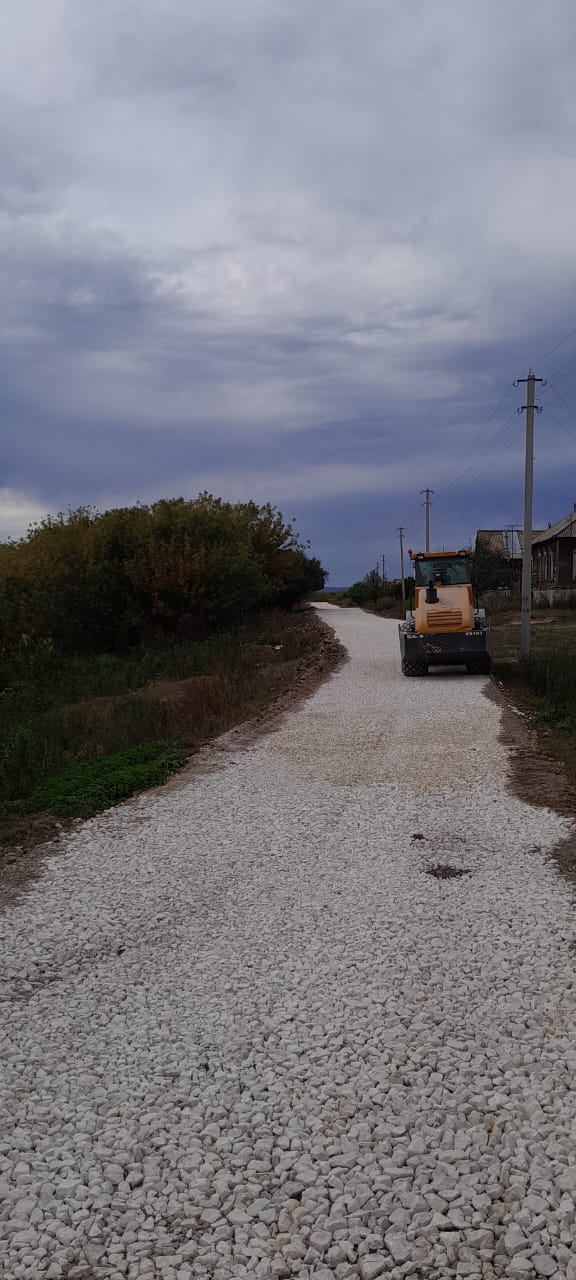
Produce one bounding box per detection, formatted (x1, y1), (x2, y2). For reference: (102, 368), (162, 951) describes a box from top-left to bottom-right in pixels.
(515, 371), (544, 661)
(397, 526), (406, 604)
(420, 488), (434, 552)
(381, 554), (386, 583)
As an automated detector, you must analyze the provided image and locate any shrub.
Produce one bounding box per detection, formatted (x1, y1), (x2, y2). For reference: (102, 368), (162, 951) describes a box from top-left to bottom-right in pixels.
(0, 495), (327, 655)
(471, 546), (517, 597)
(0, 495), (328, 824)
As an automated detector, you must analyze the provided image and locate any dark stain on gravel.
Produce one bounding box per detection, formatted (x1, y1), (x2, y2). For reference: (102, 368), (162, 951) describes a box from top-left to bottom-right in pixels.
(426, 863), (470, 880)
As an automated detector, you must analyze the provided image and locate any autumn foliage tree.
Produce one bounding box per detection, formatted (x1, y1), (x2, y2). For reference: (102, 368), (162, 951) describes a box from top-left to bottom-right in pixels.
(0, 495), (327, 656)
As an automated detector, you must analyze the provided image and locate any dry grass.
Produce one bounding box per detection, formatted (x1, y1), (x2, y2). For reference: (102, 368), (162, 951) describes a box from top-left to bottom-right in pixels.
(492, 607), (576, 662)
(492, 606), (576, 781)
(0, 609), (334, 843)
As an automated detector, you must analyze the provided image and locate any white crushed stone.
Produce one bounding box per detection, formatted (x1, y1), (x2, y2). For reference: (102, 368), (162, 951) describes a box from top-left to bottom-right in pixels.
(1, 604), (576, 1280)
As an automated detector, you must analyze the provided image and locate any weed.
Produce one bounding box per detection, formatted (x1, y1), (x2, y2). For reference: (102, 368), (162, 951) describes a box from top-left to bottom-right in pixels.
(0, 609), (325, 835)
(25, 742), (189, 818)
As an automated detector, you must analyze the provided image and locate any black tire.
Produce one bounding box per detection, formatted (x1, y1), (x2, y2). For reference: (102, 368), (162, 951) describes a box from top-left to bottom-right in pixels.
(466, 654), (492, 675)
(402, 659), (427, 677)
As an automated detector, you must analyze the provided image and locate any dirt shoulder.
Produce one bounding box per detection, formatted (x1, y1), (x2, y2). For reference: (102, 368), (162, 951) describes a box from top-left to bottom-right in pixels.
(486, 679), (576, 886)
(487, 607), (576, 885)
(0, 609), (345, 910)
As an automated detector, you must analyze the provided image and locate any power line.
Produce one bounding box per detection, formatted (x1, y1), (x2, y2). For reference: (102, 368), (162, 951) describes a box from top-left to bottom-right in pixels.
(432, 330), (575, 495)
(441, 410), (518, 492)
(545, 355), (576, 383)
(434, 382), (514, 488)
(541, 404), (576, 446)
(462, 423), (525, 489)
(546, 381), (576, 419)
(535, 323), (576, 367)
(435, 421), (525, 510)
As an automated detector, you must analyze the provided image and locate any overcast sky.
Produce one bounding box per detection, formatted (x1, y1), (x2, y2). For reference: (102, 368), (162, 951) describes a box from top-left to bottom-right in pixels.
(2, 0), (576, 581)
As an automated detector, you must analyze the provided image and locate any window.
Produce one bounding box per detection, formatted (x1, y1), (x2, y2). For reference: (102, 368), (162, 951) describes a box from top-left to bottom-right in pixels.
(414, 557), (471, 586)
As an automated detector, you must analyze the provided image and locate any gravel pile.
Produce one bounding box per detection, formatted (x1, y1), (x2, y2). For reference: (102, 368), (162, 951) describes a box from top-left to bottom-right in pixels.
(2, 605), (576, 1280)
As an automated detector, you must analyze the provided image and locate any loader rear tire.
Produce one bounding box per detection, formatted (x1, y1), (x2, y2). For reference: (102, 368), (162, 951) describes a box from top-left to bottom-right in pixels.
(466, 654), (492, 675)
(402, 659), (427, 677)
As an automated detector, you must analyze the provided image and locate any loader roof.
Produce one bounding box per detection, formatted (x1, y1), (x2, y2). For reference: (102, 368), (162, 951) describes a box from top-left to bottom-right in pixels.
(409, 549), (471, 559)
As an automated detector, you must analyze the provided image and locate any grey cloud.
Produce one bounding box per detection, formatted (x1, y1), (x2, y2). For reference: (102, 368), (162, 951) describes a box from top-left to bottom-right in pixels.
(2, 0), (576, 576)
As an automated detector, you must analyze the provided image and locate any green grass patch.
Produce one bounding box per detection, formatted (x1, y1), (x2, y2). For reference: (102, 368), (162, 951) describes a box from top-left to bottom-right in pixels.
(24, 741), (189, 819)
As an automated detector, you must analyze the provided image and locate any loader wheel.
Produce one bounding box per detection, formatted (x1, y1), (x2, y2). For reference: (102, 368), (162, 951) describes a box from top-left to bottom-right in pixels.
(402, 659), (427, 677)
(466, 654), (492, 675)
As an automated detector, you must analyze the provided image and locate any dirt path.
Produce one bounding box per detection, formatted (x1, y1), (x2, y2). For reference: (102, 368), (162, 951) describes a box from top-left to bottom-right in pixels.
(1, 606), (576, 1280)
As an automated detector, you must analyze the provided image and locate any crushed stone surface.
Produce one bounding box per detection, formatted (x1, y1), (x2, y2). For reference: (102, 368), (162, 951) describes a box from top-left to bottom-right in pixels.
(1, 604), (576, 1280)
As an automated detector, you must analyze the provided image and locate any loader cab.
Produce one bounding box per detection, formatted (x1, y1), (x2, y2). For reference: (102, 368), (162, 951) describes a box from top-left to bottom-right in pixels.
(411, 550), (474, 635)
(413, 554), (471, 588)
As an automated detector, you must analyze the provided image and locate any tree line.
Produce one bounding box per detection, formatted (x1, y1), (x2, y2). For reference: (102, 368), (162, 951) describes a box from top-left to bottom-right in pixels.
(344, 543), (517, 607)
(0, 494), (327, 657)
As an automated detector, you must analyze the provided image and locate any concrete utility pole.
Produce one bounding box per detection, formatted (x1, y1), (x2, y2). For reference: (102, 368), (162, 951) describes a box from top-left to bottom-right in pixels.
(397, 526), (406, 604)
(515, 371), (544, 661)
(421, 488), (434, 552)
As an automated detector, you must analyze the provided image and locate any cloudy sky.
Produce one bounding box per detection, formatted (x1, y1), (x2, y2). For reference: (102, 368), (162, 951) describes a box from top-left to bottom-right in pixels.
(2, 0), (576, 581)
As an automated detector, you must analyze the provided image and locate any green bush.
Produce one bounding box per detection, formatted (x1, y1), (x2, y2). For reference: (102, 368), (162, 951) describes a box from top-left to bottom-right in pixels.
(346, 570), (384, 605)
(0, 495), (327, 655)
(471, 545), (517, 597)
(0, 495), (327, 825)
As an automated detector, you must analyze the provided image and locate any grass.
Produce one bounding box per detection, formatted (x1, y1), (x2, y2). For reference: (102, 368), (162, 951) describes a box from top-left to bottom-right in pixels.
(25, 742), (189, 818)
(0, 609), (320, 840)
(491, 605), (576, 771)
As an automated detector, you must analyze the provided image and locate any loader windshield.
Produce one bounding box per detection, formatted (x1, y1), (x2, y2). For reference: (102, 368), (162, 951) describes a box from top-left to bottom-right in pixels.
(414, 557), (470, 586)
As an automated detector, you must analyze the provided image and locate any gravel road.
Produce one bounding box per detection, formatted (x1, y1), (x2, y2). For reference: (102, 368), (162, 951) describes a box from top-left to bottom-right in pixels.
(2, 605), (576, 1280)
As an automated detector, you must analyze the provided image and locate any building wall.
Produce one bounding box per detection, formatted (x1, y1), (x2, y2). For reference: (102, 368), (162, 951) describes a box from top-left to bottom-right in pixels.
(533, 586), (576, 607)
(533, 537), (576, 590)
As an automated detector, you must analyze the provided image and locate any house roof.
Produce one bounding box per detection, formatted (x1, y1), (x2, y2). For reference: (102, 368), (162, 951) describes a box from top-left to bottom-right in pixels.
(532, 510), (576, 544)
(476, 530), (511, 555)
(476, 530), (531, 557)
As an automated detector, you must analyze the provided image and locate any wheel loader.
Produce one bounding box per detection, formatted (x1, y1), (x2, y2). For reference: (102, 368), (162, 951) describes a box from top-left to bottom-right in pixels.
(398, 549), (492, 676)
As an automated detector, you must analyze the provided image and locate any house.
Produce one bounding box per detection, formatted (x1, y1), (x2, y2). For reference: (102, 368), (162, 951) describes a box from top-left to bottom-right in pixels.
(475, 529), (543, 591)
(475, 529), (526, 560)
(474, 528), (543, 596)
(532, 507), (576, 603)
